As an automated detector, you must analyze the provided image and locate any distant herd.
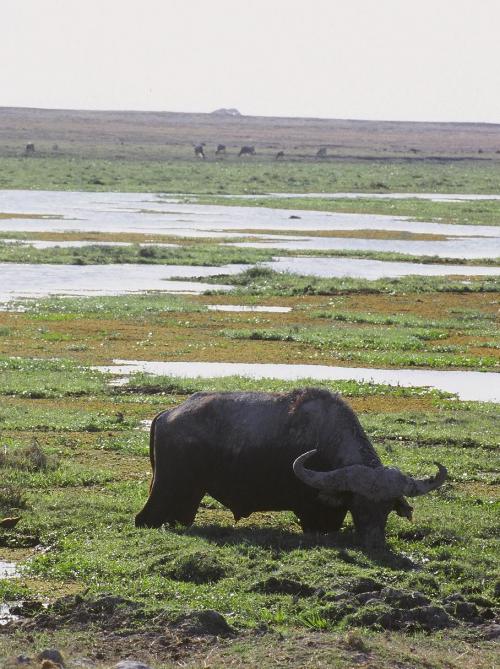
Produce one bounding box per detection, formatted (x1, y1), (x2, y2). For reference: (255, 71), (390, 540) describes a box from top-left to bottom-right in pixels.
(23, 141), (330, 161)
(194, 143), (329, 160)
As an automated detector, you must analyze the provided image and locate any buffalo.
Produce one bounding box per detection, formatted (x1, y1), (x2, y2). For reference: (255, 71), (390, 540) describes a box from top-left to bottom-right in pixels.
(194, 144), (205, 159)
(238, 145), (256, 157)
(135, 389), (447, 547)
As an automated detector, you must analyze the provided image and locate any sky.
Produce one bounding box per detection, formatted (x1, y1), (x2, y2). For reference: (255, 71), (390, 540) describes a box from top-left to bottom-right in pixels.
(2, 0), (499, 124)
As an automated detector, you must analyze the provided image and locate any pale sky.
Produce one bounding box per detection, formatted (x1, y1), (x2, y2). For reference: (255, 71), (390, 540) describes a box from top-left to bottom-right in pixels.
(2, 0), (499, 123)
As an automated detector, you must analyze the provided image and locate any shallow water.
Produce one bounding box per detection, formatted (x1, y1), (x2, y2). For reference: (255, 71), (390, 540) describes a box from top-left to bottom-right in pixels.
(96, 360), (499, 403)
(232, 236), (500, 259)
(0, 560), (19, 578)
(0, 263), (239, 300)
(0, 603), (19, 626)
(264, 256), (500, 279)
(1, 190), (498, 242)
(206, 304), (292, 313)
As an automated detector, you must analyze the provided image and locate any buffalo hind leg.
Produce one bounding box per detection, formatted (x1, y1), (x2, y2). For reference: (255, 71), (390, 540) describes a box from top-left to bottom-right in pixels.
(135, 482), (204, 528)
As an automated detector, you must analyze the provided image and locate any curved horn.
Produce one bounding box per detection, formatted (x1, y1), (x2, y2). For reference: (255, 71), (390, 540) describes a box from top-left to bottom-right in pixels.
(293, 451), (447, 500)
(399, 462), (448, 497)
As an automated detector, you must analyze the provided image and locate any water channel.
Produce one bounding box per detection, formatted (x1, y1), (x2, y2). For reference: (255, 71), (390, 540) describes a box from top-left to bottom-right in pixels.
(96, 360), (499, 403)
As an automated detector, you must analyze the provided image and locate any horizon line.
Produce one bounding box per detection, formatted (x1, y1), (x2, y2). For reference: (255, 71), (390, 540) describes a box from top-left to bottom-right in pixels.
(1, 105), (499, 128)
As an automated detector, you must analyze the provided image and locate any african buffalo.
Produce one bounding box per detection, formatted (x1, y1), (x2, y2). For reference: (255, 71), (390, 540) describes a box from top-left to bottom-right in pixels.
(194, 144), (205, 159)
(135, 389), (447, 547)
(238, 145), (256, 157)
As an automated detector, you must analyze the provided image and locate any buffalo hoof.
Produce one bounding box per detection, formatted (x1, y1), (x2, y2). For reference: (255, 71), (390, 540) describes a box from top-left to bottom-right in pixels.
(135, 513), (162, 528)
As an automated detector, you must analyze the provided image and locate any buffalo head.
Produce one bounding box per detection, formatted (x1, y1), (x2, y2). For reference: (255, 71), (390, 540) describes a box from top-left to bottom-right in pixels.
(293, 450), (447, 547)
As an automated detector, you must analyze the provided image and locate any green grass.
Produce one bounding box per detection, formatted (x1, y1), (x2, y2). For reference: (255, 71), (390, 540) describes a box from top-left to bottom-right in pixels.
(11, 293), (205, 319)
(0, 365), (498, 666)
(0, 240), (274, 266)
(120, 372), (449, 399)
(2, 239), (497, 268)
(201, 195), (500, 227)
(0, 356), (109, 398)
(2, 155), (500, 194)
(206, 266), (500, 296)
(312, 308), (498, 333)
(221, 325), (497, 370)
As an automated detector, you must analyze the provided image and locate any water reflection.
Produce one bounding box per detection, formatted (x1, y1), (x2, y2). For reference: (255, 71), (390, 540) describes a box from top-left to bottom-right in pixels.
(231, 236), (500, 259)
(0, 561), (19, 578)
(264, 256), (500, 279)
(0, 263), (239, 301)
(1, 190), (498, 241)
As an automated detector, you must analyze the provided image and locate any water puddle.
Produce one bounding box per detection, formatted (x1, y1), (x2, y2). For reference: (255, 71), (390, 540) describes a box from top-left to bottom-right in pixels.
(96, 360), (499, 403)
(0, 560), (19, 578)
(206, 304), (291, 313)
(0, 603), (20, 626)
(264, 256), (500, 279)
(232, 236), (500, 259)
(0, 263), (242, 301)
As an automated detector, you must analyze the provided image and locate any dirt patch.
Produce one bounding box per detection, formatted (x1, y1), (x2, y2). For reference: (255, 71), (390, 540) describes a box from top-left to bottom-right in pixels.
(227, 228), (451, 241)
(0, 595), (237, 666)
(251, 576), (316, 597)
(173, 609), (236, 637)
(343, 292), (499, 319)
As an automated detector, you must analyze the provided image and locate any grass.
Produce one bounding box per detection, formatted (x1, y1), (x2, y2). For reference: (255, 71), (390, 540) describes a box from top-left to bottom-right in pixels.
(0, 351), (497, 667)
(0, 149), (499, 666)
(221, 324), (498, 370)
(201, 194), (500, 227)
(209, 266), (500, 296)
(0, 367), (497, 668)
(1, 238), (498, 268)
(0, 239), (275, 266)
(2, 155), (500, 194)
(1, 286), (497, 372)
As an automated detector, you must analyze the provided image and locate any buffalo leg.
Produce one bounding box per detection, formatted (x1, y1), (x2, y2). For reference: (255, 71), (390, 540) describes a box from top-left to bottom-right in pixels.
(135, 472), (204, 528)
(297, 506), (347, 534)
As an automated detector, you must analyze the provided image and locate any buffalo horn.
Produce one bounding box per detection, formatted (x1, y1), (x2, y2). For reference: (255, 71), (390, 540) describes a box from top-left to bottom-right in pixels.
(293, 450), (447, 500)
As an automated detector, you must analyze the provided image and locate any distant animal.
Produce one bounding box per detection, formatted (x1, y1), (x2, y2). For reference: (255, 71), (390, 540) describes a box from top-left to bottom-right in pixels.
(215, 144), (226, 155)
(238, 145), (256, 157)
(135, 388), (446, 547)
(194, 144), (205, 159)
(275, 151), (285, 160)
(316, 147), (327, 158)
(25, 143), (35, 154)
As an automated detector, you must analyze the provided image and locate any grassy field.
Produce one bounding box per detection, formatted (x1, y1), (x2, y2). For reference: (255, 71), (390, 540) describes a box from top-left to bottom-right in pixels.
(2, 155), (500, 194)
(0, 286), (499, 668)
(0, 108), (498, 668)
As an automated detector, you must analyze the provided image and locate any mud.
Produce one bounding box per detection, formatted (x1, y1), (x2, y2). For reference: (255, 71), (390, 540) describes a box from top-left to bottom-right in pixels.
(251, 576), (316, 597)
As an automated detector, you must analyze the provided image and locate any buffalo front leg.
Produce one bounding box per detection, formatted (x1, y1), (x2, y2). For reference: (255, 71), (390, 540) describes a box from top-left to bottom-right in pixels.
(297, 505), (348, 534)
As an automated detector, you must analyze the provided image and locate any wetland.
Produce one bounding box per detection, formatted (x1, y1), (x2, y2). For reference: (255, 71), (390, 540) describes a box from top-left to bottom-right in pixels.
(0, 110), (498, 668)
